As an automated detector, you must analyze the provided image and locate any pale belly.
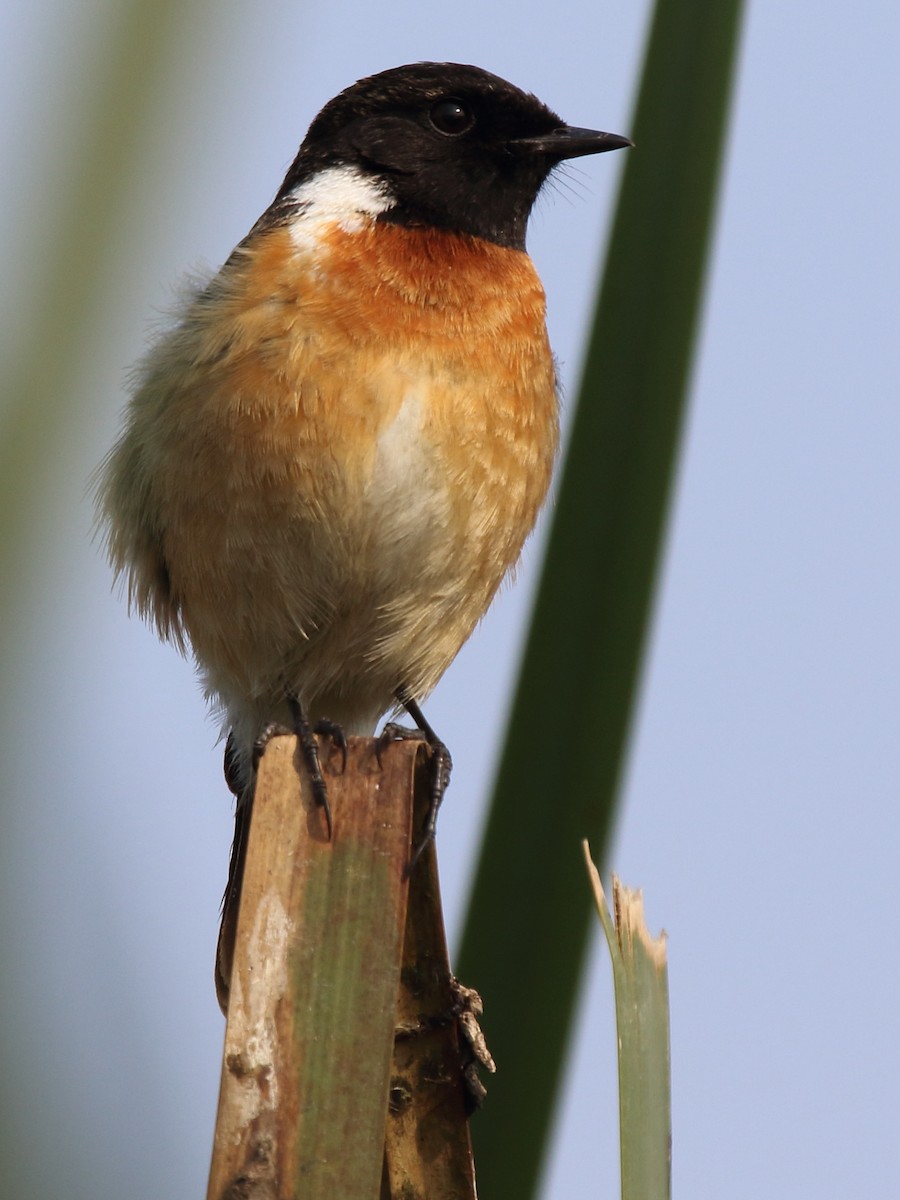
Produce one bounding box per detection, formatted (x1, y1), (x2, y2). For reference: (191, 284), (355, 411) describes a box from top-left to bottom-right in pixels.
(172, 381), (538, 740)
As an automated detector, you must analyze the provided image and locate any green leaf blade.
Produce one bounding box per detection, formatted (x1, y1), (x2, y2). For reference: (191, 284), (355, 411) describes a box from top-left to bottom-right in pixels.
(458, 2), (744, 1195)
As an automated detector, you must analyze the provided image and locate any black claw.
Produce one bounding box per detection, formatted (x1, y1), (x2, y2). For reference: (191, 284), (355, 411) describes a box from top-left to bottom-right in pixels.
(309, 769), (334, 840)
(388, 690), (453, 871)
(376, 720), (409, 770)
(285, 692), (336, 839)
(314, 718), (348, 774)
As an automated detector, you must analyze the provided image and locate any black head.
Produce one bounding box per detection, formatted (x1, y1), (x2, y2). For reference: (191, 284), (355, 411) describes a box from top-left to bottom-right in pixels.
(275, 63), (631, 250)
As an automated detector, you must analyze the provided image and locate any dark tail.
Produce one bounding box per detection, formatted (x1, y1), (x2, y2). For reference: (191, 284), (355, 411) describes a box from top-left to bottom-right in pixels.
(216, 732), (252, 1014)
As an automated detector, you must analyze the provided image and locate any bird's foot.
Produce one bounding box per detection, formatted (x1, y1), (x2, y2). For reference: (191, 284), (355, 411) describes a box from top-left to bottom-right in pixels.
(285, 692), (347, 839)
(378, 692), (452, 871)
(250, 720), (292, 772)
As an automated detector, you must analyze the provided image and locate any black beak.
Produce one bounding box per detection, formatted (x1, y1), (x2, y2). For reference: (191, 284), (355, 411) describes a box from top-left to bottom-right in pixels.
(509, 125), (633, 161)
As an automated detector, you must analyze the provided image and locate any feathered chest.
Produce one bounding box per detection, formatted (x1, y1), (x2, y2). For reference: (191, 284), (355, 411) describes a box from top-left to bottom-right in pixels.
(152, 218), (559, 564)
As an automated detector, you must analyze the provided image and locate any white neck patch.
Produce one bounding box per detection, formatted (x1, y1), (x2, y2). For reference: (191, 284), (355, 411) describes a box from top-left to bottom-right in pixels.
(286, 165), (394, 253)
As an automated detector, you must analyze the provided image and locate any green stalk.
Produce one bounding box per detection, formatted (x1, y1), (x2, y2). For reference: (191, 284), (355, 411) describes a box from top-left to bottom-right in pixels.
(457, 1), (744, 1194)
(585, 847), (671, 1200)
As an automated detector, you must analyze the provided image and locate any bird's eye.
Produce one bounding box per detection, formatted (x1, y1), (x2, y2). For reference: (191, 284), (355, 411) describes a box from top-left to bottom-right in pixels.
(429, 97), (475, 136)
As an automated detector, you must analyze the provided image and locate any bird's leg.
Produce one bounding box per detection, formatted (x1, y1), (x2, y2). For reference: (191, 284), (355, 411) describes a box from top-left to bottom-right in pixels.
(285, 690), (348, 839)
(378, 689), (453, 869)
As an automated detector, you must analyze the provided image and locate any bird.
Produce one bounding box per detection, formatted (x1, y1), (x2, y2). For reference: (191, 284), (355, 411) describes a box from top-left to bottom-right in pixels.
(97, 61), (631, 1012)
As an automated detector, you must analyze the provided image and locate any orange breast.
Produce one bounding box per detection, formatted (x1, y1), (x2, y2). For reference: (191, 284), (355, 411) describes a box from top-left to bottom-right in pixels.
(141, 216), (559, 716)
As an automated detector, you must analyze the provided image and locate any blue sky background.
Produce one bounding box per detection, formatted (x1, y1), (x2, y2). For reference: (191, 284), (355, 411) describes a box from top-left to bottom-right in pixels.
(2, 1), (900, 1196)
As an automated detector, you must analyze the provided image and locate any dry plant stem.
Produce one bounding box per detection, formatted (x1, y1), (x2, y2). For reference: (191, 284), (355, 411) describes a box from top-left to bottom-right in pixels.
(207, 735), (419, 1200)
(382, 758), (478, 1198)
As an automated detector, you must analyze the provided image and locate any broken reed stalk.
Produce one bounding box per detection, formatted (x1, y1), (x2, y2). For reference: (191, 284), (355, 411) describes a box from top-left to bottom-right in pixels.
(207, 735), (477, 1200)
(583, 844), (671, 1200)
